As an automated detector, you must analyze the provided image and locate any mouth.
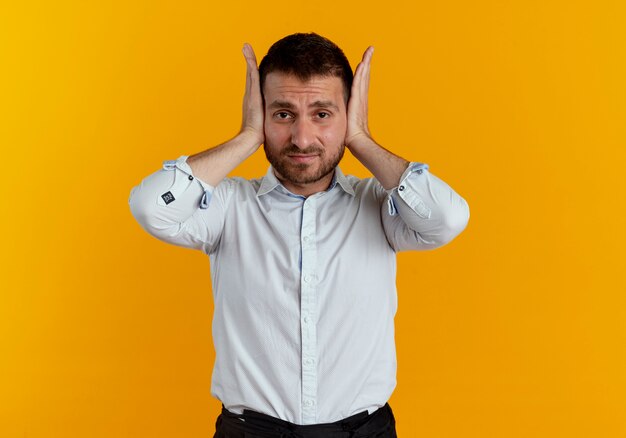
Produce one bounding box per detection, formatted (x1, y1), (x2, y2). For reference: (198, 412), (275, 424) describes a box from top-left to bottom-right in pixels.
(287, 154), (319, 164)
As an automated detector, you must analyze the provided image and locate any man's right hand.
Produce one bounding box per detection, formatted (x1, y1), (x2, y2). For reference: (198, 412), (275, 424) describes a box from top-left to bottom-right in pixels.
(187, 43), (264, 186)
(240, 43), (264, 147)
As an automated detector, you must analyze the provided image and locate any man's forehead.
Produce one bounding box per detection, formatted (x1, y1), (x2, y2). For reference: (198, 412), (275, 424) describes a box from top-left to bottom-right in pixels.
(263, 72), (344, 96)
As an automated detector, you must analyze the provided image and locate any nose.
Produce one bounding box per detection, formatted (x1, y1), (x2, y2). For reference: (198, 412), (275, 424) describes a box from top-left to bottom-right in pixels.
(290, 117), (315, 149)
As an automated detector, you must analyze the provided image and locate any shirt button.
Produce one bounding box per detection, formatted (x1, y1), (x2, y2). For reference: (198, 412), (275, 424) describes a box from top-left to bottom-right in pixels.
(304, 399), (314, 407)
(303, 316), (310, 324)
(303, 236), (309, 242)
(305, 358), (315, 365)
(303, 274), (311, 283)
(398, 185), (405, 191)
(188, 175), (194, 180)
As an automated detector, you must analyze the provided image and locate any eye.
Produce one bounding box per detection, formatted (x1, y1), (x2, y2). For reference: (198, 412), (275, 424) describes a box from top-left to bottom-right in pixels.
(317, 112), (330, 119)
(275, 112), (292, 119)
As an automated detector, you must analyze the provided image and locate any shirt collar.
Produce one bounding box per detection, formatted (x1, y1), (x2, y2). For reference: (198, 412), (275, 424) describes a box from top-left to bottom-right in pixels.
(256, 165), (355, 197)
(331, 166), (356, 196)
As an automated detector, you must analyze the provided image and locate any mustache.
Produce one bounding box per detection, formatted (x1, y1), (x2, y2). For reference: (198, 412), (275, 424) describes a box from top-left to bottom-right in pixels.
(281, 144), (324, 156)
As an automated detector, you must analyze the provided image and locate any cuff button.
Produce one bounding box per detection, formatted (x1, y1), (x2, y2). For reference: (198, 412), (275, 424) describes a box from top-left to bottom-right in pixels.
(399, 185), (405, 191)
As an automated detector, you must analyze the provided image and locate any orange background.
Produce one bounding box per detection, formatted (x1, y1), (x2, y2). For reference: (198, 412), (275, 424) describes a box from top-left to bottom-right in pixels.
(2, 1), (625, 437)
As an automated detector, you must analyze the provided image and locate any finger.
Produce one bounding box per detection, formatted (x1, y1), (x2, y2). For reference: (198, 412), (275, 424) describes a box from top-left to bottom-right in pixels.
(352, 61), (366, 97)
(355, 47), (372, 76)
(357, 46), (374, 76)
(363, 46), (373, 83)
(362, 46), (374, 65)
(242, 44), (259, 78)
(242, 43), (261, 95)
(353, 46), (374, 87)
(242, 43), (258, 65)
(354, 47), (372, 100)
(242, 44), (251, 92)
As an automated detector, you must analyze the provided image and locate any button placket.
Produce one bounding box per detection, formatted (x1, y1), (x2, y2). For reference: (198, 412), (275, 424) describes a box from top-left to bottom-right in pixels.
(299, 196), (318, 424)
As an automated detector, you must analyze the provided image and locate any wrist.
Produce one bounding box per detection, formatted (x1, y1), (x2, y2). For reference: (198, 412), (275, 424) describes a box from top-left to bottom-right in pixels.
(345, 131), (375, 152)
(237, 128), (264, 151)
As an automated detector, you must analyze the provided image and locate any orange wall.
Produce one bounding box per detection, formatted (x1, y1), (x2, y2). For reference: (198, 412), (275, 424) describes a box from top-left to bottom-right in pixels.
(2, 1), (625, 436)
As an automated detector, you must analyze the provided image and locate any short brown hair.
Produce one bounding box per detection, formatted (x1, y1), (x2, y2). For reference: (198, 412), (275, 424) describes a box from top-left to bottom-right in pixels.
(259, 33), (353, 103)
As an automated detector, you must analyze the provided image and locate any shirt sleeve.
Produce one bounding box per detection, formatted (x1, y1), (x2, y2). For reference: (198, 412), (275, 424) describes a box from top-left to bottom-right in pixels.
(128, 155), (231, 254)
(380, 162), (470, 252)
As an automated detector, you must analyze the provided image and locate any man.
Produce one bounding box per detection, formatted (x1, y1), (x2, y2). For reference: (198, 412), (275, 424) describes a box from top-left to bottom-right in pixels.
(129, 32), (469, 437)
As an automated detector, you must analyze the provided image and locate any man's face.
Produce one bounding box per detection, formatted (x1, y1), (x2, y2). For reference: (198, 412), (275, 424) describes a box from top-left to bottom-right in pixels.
(263, 72), (347, 188)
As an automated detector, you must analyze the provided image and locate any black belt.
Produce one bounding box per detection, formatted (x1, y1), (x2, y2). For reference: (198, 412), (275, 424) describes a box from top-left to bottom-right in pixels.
(215, 403), (396, 438)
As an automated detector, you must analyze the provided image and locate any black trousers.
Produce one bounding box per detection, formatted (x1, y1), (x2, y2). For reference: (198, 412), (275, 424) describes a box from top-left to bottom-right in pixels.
(214, 404), (397, 438)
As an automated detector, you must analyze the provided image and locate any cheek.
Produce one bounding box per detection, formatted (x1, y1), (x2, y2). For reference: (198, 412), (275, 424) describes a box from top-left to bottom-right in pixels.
(322, 121), (347, 144)
(265, 117), (289, 137)
(264, 124), (286, 149)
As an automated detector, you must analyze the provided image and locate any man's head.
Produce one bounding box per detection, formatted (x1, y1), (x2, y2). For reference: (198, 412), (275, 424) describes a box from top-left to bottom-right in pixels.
(258, 33), (353, 194)
(259, 33), (353, 105)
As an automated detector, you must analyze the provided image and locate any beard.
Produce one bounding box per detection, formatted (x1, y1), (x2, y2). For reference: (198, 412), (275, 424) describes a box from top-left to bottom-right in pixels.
(264, 142), (345, 185)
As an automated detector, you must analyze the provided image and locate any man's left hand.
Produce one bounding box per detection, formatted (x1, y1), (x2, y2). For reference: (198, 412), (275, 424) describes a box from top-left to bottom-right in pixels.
(343, 46), (410, 189)
(345, 46), (375, 150)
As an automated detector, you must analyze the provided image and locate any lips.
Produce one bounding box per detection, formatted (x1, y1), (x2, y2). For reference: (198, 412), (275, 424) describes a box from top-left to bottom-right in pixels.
(287, 154), (319, 163)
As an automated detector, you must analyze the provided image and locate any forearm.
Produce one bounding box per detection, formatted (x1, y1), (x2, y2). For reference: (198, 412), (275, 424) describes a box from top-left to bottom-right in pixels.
(129, 151), (236, 253)
(128, 156), (212, 249)
(187, 130), (261, 187)
(383, 164), (470, 251)
(348, 135), (409, 189)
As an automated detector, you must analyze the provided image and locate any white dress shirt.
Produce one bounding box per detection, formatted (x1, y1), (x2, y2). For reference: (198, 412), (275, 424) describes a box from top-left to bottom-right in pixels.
(128, 155), (469, 425)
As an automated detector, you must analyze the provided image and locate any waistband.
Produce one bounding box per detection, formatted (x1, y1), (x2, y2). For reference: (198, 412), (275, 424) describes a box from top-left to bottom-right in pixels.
(219, 403), (394, 438)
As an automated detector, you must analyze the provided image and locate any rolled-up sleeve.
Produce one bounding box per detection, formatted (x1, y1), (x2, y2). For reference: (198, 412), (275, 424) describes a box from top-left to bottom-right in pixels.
(381, 162), (470, 251)
(128, 155), (228, 254)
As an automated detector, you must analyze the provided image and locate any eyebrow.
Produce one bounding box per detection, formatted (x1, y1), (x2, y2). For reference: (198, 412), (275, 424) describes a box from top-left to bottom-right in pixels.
(268, 100), (339, 111)
(310, 100), (339, 111)
(268, 100), (295, 110)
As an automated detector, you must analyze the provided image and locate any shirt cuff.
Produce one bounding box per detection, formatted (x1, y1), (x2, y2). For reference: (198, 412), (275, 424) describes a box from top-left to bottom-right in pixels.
(162, 155), (215, 209)
(387, 162), (431, 217)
